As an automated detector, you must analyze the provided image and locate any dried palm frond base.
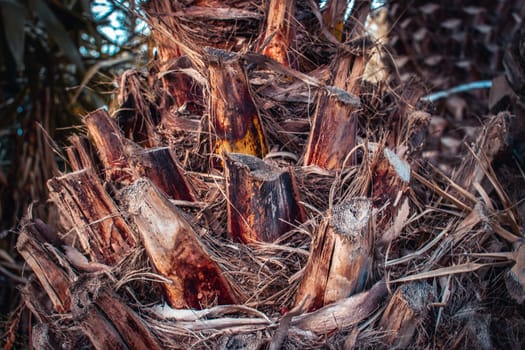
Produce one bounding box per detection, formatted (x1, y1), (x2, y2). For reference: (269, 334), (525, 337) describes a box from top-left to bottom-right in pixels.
(10, 1), (525, 349)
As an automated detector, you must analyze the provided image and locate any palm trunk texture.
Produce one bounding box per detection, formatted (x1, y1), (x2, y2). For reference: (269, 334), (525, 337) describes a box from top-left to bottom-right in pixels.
(12, 0), (525, 349)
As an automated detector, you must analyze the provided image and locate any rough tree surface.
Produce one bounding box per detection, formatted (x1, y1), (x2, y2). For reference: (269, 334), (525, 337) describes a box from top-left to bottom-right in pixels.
(9, 1), (525, 350)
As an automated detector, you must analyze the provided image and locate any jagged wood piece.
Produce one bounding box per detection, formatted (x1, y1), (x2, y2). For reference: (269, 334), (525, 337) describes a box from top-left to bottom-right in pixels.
(225, 153), (305, 243)
(304, 52), (367, 169)
(132, 146), (195, 201)
(48, 168), (136, 264)
(207, 49), (268, 159)
(141, 0), (183, 63)
(258, 0), (295, 66)
(66, 135), (98, 172)
(379, 282), (435, 348)
(87, 110), (196, 202)
(17, 223), (73, 313)
(372, 147), (411, 242)
(120, 178), (239, 309)
(84, 108), (133, 184)
(453, 113), (508, 192)
(77, 289), (162, 350)
(295, 198), (371, 311)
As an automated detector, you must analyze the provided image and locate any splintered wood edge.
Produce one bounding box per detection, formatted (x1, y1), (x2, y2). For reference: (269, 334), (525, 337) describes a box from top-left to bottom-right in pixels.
(379, 282), (435, 346)
(48, 168), (137, 264)
(226, 153), (285, 181)
(133, 146), (195, 201)
(323, 198), (371, 304)
(16, 230), (73, 313)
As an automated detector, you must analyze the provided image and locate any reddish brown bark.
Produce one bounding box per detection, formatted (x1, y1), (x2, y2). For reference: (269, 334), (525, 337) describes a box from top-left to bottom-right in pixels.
(379, 282), (435, 348)
(258, 0), (295, 66)
(17, 226), (72, 313)
(84, 108), (133, 184)
(48, 168), (137, 264)
(304, 52), (367, 169)
(131, 147), (195, 201)
(66, 135), (98, 172)
(120, 178), (239, 308)
(207, 49), (268, 160)
(295, 199), (371, 311)
(225, 153), (305, 243)
(78, 289), (162, 350)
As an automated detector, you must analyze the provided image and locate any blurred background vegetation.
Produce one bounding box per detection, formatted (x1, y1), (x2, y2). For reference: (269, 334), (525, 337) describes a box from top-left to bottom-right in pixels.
(0, 0), (147, 322)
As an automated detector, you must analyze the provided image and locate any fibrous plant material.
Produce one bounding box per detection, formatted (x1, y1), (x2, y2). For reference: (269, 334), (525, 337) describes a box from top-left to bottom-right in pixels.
(207, 49), (268, 160)
(295, 198), (372, 311)
(11, 1), (525, 349)
(47, 168), (136, 265)
(291, 280), (388, 334)
(225, 153), (305, 242)
(304, 49), (368, 169)
(84, 108), (133, 184)
(258, 0), (295, 66)
(75, 288), (163, 350)
(142, 0), (262, 62)
(379, 282), (435, 348)
(66, 135), (98, 172)
(17, 221), (73, 313)
(120, 178), (239, 309)
(19, 220), (163, 349)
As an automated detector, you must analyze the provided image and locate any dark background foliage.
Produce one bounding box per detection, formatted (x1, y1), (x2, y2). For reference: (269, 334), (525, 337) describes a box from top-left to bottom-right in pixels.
(0, 0), (146, 335)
